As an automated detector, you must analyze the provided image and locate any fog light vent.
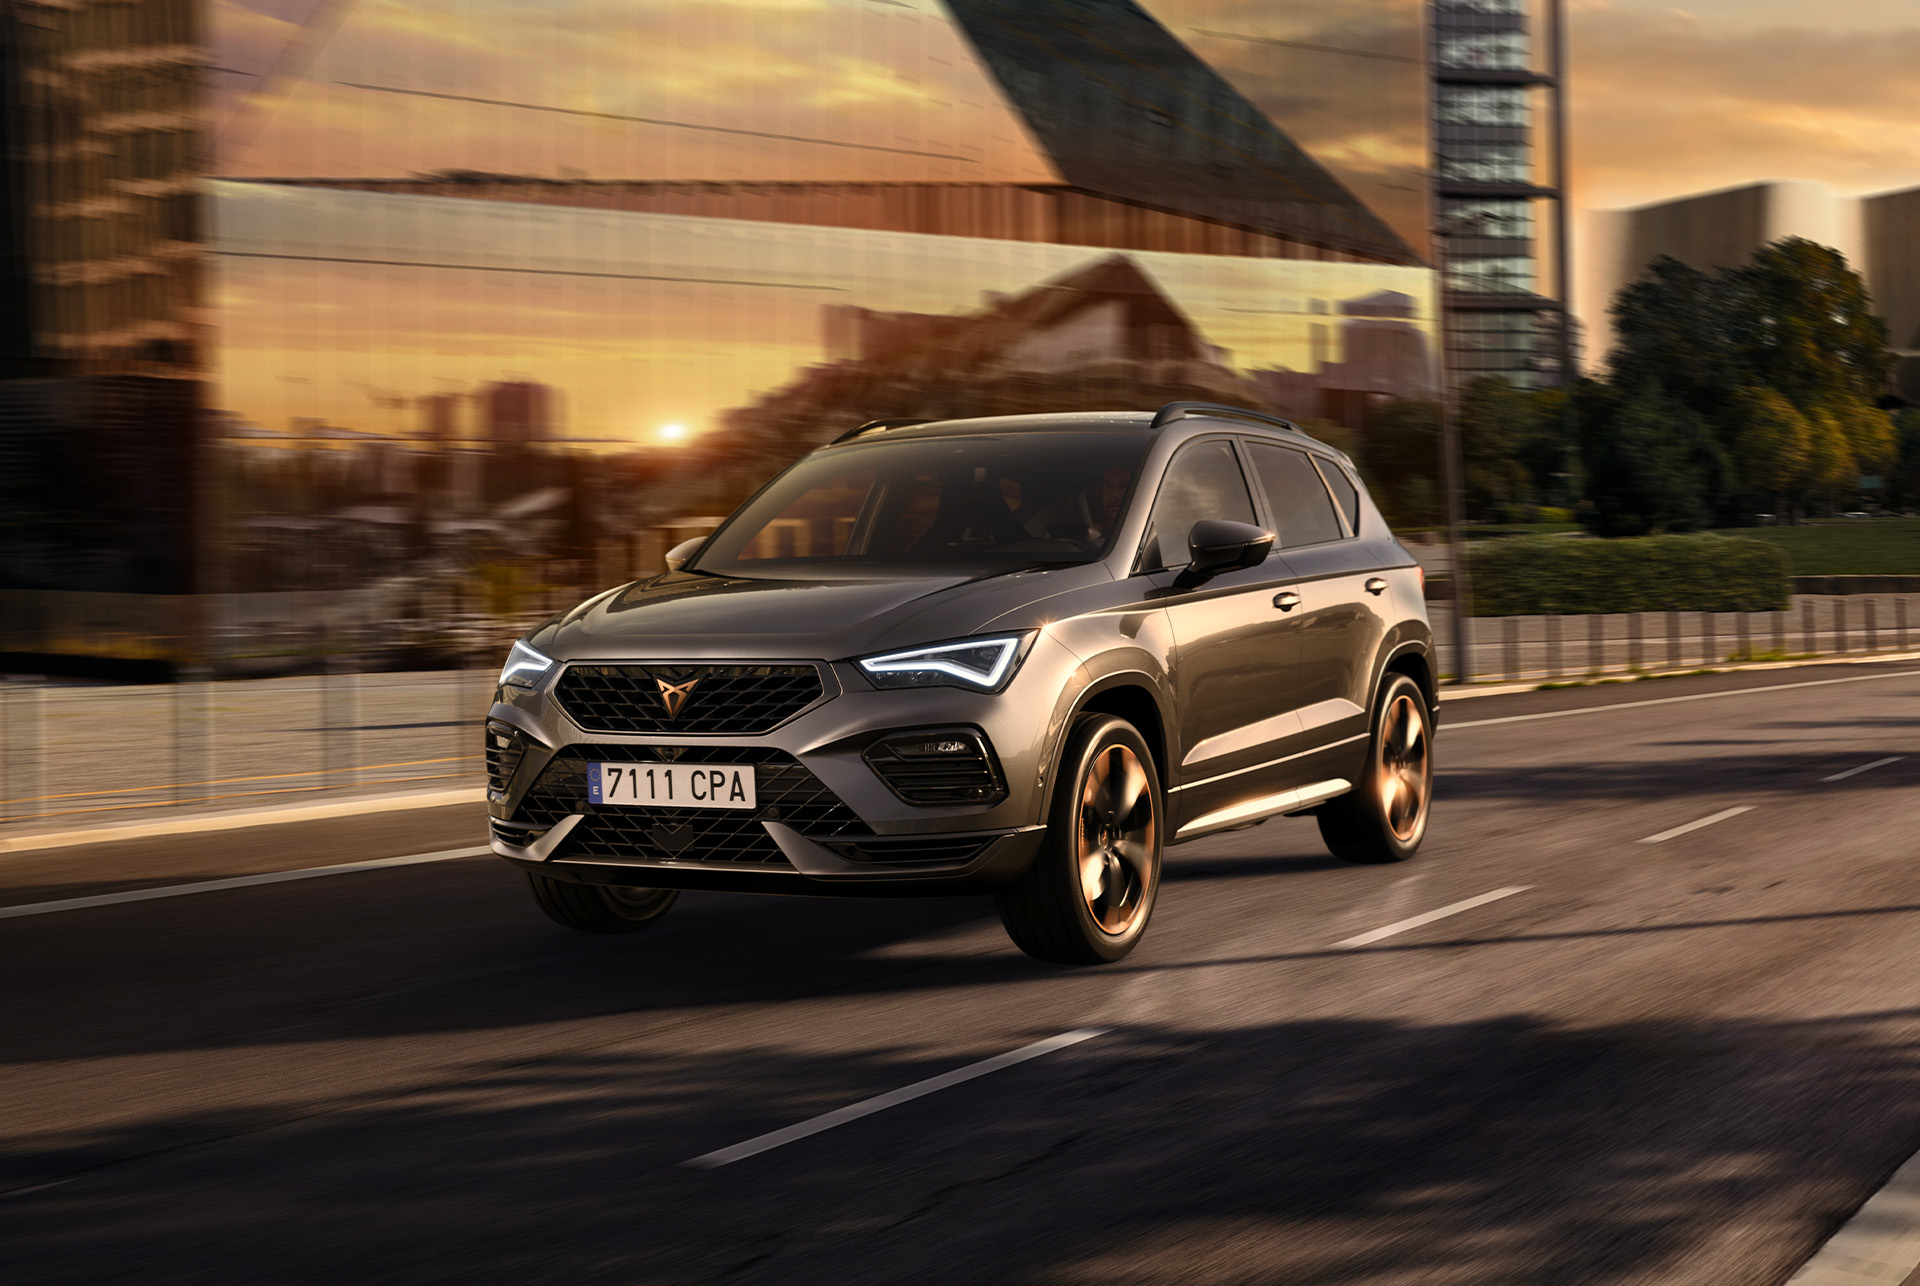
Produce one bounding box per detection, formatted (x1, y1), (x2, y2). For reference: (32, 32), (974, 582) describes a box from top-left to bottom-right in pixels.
(863, 729), (1004, 805)
(485, 721), (528, 799)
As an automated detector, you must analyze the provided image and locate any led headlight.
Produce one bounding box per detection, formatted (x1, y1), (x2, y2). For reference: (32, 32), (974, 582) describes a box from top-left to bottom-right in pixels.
(856, 634), (1031, 692)
(498, 639), (554, 690)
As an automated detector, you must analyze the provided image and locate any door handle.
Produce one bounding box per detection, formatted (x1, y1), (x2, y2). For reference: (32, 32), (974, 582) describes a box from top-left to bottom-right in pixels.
(1364, 577), (1388, 596)
(1273, 591), (1300, 612)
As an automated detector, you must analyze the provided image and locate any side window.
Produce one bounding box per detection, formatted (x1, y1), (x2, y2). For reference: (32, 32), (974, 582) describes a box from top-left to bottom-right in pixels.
(1316, 458), (1362, 535)
(1246, 443), (1345, 547)
(1139, 439), (1256, 571)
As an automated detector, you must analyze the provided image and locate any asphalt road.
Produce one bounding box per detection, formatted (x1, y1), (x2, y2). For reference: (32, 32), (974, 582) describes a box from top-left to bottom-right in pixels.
(3, 661), (1919, 1285)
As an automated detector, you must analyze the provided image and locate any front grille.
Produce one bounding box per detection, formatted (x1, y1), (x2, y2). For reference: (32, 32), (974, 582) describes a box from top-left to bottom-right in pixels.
(484, 721), (528, 798)
(863, 730), (1006, 805)
(553, 664), (825, 735)
(513, 744), (868, 866)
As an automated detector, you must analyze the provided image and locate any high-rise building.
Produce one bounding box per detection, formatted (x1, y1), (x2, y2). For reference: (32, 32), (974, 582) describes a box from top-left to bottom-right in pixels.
(1431, 0), (1571, 391)
(481, 381), (555, 447)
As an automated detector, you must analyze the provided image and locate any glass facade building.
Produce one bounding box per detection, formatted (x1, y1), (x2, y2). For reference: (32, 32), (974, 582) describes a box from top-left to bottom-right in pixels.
(2, 0), (1437, 640)
(1431, 0), (1568, 390)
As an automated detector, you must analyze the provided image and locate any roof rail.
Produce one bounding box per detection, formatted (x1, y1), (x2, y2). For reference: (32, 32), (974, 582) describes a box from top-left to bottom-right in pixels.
(1149, 401), (1301, 435)
(828, 417), (934, 446)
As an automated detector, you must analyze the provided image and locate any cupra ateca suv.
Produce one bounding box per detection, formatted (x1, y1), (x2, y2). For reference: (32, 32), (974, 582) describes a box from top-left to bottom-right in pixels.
(485, 403), (1436, 964)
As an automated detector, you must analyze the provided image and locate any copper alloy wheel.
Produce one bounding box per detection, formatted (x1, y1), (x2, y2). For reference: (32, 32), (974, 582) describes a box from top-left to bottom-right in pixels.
(1377, 690), (1431, 842)
(1076, 744), (1157, 936)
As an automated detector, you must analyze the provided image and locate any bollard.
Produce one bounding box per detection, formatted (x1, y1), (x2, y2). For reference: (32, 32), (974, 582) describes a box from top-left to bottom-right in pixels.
(2, 675), (46, 824)
(171, 665), (211, 808)
(1865, 598), (1879, 653)
(1545, 613), (1562, 679)
(1834, 599), (1849, 654)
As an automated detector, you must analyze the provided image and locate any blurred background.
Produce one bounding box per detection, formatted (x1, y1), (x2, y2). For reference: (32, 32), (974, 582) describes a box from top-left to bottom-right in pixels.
(22, 0), (1917, 834)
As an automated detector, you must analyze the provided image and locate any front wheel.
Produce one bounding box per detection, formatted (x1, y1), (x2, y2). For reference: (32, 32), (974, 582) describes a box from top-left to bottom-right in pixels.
(1317, 672), (1433, 864)
(997, 715), (1163, 965)
(526, 873), (679, 933)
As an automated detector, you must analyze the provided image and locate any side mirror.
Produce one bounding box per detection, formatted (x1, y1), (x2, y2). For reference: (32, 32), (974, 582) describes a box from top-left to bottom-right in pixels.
(664, 537), (704, 573)
(1182, 519), (1274, 583)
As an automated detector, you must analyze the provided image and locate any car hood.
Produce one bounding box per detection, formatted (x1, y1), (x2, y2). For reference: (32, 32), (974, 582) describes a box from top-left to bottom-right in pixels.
(535, 564), (1114, 662)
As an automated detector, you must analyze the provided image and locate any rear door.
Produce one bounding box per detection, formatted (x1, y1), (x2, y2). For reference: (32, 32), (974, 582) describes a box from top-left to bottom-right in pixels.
(1242, 442), (1392, 781)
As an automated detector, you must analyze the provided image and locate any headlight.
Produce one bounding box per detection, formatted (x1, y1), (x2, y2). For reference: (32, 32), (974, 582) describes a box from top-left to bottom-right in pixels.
(499, 639), (554, 689)
(856, 634), (1031, 692)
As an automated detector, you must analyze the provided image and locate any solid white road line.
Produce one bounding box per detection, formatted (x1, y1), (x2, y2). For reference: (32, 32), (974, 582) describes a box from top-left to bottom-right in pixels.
(683, 1028), (1108, 1170)
(1445, 669), (1920, 732)
(1824, 756), (1906, 783)
(1787, 1146), (1920, 1284)
(0, 846), (491, 919)
(1638, 806), (1754, 845)
(1334, 886), (1530, 949)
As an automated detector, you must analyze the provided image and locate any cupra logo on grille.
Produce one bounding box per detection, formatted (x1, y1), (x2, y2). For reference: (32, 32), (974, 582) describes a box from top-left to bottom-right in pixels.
(655, 675), (700, 719)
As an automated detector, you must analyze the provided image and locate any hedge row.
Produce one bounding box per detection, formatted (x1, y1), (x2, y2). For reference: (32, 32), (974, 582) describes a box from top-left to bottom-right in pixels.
(1465, 534), (1792, 616)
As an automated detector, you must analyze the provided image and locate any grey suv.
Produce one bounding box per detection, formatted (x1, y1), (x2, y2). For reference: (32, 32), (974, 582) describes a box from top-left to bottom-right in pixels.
(486, 403), (1435, 964)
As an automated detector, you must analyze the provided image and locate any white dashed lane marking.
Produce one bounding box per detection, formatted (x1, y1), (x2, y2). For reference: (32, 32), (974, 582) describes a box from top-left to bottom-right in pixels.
(1638, 806), (1755, 845)
(1334, 887), (1530, 949)
(1823, 757), (1905, 783)
(683, 1028), (1108, 1169)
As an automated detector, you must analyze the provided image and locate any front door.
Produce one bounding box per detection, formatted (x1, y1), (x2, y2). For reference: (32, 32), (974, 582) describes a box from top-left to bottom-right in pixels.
(1141, 438), (1307, 834)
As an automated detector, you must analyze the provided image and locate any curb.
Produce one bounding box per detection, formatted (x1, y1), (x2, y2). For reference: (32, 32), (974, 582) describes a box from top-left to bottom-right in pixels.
(0, 787), (487, 856)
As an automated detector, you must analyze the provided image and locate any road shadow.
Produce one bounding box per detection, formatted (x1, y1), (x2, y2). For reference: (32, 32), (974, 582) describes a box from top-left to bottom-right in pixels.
(3, 1005), (1918, 1284)
(1439, 747), (1913, 803)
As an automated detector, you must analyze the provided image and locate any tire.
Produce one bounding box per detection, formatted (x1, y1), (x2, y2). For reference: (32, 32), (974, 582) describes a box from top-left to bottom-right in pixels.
(526, 873), (679, 933)
(997, 715), (1163, 965)
(1317, 671), (1433, 864)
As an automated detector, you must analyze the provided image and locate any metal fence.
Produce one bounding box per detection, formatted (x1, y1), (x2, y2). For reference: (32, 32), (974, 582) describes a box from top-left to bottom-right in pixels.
(1431, 594), (1916, 684)
(3, 591), (1911, 834)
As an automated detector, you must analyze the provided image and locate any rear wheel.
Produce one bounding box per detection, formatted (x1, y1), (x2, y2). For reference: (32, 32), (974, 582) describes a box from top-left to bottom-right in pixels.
(1317, 671), (1432, 864)
(997, 715), (1163, 965)
(526, 873), (678, 933)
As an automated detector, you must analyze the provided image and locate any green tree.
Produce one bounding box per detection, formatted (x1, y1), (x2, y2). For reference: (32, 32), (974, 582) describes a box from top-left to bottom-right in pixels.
(1890, 409), (1920, 511)
(1579, 385), (1710, 536)
(1729, 386), (1810, 516)
(1728, 239), (1894, 411)
(1800, 409), (1858, 514)
(1364, 398), (1442, 526)
(1601, 237), (1897, 524)
(1610, 256), (1741, 422)
(1458, 377), (1535, 520)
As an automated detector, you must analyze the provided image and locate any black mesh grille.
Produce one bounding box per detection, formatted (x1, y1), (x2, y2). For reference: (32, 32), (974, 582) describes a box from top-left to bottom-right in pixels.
(553, 664), (825, 735)
(513, 744), (869, 865)
(485, 721), (527, 797)
(863, 731), (1005, 805)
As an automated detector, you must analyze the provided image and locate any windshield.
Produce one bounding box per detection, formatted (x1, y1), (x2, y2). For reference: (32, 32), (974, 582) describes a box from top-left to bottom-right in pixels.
(691, 431), (1152, 577)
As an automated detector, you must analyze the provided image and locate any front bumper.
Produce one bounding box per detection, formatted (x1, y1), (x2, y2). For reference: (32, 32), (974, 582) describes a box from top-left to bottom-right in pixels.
(484, 642), (1080, 895)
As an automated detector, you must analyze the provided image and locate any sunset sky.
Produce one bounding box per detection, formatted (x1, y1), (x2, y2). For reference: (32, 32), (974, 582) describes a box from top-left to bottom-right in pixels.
(203, 0), (1920, 441)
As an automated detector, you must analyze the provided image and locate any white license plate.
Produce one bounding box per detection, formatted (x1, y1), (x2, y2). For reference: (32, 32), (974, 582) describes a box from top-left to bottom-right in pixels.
(588, 762), (757, 810)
